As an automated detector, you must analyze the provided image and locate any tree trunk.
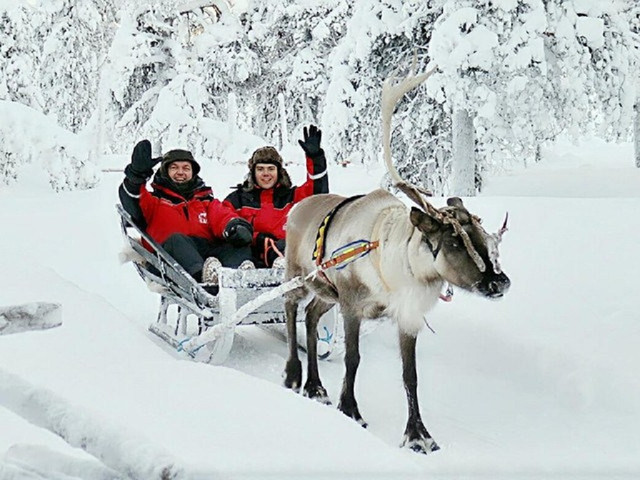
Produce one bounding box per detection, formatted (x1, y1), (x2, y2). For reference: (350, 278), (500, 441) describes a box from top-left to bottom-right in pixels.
(278, 92), (288, 150)
(635, 101), (639, 168)
(228, 92), (238, 138)
(451, 108), (476, 196)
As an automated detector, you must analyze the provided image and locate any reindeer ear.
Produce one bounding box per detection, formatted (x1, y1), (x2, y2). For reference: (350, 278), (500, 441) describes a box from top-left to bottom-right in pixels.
(447, 197), (470, 223)
(447, 197), (465, 208)
(410, 207), (440, 234)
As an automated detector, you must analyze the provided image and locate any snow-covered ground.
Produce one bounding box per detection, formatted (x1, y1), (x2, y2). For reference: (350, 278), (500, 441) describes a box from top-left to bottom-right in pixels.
(1, 137), (639, 479)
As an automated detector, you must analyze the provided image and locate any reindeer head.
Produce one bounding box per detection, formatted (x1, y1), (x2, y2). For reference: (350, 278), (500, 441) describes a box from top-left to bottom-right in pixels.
(409, 197), (510, 299)
(381, 65), (510, 299)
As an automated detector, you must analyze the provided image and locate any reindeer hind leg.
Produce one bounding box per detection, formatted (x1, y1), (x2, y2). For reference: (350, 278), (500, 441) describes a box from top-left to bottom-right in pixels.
(284, 287), (306, 392)
(302, 297), (333, 404)
(337, 311), (367, 427)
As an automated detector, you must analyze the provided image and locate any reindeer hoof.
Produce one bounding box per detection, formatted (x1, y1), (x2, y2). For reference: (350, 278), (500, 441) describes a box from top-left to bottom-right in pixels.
(355, 417), (368, 429)
(303, 383), (331, 404)
(338, 402), (367, 428)
(283, 359), (302, 392)
(401, 435), (440, 455)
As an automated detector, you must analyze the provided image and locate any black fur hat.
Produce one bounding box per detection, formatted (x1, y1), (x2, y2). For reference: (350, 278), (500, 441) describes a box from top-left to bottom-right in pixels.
(244, 146), (292, 190)
(160, 149), (201, 176)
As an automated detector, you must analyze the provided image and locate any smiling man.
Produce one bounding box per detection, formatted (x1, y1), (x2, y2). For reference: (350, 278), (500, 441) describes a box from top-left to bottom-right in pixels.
(224, 125), (329, 268)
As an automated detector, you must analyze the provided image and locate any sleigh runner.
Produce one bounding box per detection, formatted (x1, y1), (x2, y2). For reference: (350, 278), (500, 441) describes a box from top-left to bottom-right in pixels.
(117, 204), (339, 364)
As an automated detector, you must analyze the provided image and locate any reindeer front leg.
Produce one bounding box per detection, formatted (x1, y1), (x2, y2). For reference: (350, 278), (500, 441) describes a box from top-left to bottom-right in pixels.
(399, 330), (440, 454)
(338, 313), (367, 427)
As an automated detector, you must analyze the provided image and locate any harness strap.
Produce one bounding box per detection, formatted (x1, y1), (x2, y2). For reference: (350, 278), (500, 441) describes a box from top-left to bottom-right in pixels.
(319, 240), (379, 271)
(262, 236), (284, 267)
(311, 195), (366, 286)
(312, 194), (364, 266)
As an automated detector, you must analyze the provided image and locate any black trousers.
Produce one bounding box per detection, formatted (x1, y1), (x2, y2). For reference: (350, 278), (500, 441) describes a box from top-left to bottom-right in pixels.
(162, 234), (252, 280)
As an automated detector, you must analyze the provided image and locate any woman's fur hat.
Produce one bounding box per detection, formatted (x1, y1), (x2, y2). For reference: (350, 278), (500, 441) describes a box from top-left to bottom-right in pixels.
(160, 149), (201, 177)
(243, 146), (292, 190)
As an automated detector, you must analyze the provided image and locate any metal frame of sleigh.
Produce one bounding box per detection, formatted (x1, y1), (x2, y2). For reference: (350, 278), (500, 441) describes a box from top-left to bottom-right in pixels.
(117, 204), (340, 364)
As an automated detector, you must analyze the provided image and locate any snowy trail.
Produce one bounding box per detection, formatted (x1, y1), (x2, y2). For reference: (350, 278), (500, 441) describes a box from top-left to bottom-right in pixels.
(0, 256), (422, 477)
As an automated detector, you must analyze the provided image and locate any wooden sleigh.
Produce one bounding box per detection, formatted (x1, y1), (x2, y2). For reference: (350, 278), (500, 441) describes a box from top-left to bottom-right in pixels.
(116, 204), (339, 364)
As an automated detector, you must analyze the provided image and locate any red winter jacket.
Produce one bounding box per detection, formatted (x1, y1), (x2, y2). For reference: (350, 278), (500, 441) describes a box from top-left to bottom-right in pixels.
(120, 174), (237, 247)
(223, 155), (329, 240)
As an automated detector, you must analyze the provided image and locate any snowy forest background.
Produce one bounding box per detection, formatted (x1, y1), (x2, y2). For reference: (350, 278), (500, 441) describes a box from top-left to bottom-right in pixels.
(1, 0), (639, 195)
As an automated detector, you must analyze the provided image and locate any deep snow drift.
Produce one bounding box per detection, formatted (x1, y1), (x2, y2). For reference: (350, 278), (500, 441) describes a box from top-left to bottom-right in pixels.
(1, 137), (639, 479)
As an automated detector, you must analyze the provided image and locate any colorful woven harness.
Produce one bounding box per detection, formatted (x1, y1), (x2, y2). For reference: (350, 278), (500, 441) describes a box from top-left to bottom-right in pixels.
(311, 195), (379, 283)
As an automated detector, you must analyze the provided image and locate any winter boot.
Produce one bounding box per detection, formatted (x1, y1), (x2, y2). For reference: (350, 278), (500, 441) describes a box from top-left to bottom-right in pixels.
(238, 260), (256, 270)
(272, 256), (286, 269)
(202, 257), (222, 285)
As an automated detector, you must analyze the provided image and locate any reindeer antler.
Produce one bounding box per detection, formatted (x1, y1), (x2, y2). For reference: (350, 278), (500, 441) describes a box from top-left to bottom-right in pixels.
(381, 63), (437, 192)
(381, 63), (489, 273)
(396, 182), (440, 217)
(497, 213), (509, 242)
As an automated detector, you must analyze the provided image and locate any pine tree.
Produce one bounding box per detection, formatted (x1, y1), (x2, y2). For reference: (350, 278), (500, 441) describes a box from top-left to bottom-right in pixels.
(102, 4), (179, 153)
(243, 0), (349, 149)
(0, 7), (46, 109)
(323, 0), (444, 190)
(429, 0), (551, 194)
(0, 2), (105, 190)
(623, 0), (639, 168)
(37, 0), (117, 132)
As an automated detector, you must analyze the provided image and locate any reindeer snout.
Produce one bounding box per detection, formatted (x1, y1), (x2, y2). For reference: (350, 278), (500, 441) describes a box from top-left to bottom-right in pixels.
(484, 273), (510, 298)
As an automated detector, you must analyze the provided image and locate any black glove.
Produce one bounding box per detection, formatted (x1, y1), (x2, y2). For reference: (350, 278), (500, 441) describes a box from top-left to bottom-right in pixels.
(125, 140), (160, 185)
(298, 125), (323, 159)
(224, 218), (253, 246)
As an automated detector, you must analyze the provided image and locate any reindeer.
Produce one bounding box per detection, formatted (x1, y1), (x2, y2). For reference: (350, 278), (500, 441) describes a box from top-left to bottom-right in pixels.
(282, 67), (510, 454)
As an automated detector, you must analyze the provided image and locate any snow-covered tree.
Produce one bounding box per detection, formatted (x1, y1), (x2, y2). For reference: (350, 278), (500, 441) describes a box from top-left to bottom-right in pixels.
(0, 2), (107, 190)
(378, 2), (449, 194)
(188, 9), (261, 137)
(0, 7), (46, 110)
(543, 0), (638, 142)
(323, 0), (445, 190)
(625, 1), (640, 168)
(428, 0), (639, 194)
(100, 4), (182, 154)
(0, 101), (99, 191)
(243, 0), (349, 149)
(429, 0), (550, 195)
(37, 0), (117, 133)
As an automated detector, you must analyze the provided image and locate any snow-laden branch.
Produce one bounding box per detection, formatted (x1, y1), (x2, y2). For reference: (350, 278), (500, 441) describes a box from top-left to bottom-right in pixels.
(0, 369), (190, 480)
(4, 445), (122, 480)
(0, 303), (62, 336)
